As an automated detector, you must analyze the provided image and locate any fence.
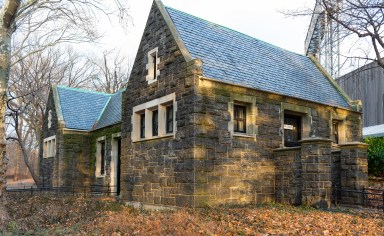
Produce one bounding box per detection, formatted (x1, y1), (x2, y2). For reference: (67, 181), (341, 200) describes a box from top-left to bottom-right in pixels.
(6, 184), (119, 197)
(333, 185), (384, 212)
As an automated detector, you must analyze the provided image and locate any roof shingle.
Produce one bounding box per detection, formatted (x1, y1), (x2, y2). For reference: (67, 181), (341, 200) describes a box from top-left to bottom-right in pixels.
(165, 7), (350, 108)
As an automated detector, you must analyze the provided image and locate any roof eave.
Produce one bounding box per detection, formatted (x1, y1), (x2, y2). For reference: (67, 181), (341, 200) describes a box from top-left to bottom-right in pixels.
(52, 84), (65, 127)
(308, 55), (362, 112)
(199, 75), (357, 112)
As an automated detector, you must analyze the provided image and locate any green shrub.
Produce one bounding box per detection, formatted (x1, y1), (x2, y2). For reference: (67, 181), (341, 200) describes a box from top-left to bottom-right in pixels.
(364, 137), (384, 177)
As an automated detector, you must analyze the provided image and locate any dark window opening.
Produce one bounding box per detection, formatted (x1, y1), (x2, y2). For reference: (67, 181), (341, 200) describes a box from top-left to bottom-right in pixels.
(332, 121), (339, 144)
(152, 110), (158, 136)
(140, 113), (145, 138)
(284, 114), (301, 147)
(100, 141), (105, 175)
(153, 53), (157, 80)
(234, 104), (247, 133)
(166, 105), (173, 133)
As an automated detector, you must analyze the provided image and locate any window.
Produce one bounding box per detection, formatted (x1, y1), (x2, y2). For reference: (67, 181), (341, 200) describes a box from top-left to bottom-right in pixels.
(234, 105), (246, 133)
(43, 135), (56, 158)
(152, 110), (158, 136)
(96, 137), (106, 177)
(100, 141), (105, 176)
(132, 93), (176, 142)
(166, 105), (173, 133)
(140, 113), (145, 139)
(146, 48), (160, 84)
(152, 52), (157, 80)
(332, 121), (339, 144)
(284, 114), (301, 147)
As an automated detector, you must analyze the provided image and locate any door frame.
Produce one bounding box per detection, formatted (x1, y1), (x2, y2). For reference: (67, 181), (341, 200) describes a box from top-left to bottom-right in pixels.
(110, 132), (121, 196)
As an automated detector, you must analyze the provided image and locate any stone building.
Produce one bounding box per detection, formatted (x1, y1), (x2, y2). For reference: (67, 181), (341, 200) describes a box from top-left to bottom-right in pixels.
(40, 0), (368, 208)
(40, 85), (124, 194)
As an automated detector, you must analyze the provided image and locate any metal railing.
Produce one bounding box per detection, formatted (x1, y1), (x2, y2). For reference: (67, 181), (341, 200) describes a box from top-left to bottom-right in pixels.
(333, 185), (384, 212)
(6, 184), (120, 197)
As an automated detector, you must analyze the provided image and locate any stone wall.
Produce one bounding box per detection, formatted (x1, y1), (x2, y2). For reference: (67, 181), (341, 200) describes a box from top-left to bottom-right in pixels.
(89, 124), (121, 189)
(39, 90), (60, 187)
(121, 2), (200, 207)
(58, 130), (90, 187)
(119, 1), (367, 208)
(274, 147), (302, 205)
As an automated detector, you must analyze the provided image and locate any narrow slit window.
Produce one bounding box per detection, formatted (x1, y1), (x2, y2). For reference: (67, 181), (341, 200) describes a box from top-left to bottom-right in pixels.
(234, 105), (246, 133)
(152, 110), (158, 136)
(140, 113), (145, 139)
(153, 53), (157, 80)
(100, 141), (105, 176)
(166, 105), (173, 133)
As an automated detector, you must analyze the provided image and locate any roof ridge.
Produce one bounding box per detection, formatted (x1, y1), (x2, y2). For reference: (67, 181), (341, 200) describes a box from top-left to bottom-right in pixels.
(164, 6), (306, 59)
(57, 85), (112, 96)
(94, 96), (112, 129)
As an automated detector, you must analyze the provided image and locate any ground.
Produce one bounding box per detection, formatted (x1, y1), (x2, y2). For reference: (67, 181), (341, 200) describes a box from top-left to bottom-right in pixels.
(3, 193), (384, 235)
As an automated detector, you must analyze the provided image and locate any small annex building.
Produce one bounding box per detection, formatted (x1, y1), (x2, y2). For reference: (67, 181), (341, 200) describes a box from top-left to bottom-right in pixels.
(40, 85), (124, 194)
(40, 0), (368, 208)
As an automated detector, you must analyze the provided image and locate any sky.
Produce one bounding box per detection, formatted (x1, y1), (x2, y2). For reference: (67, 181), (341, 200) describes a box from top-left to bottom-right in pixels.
(99, 0), (316, 63)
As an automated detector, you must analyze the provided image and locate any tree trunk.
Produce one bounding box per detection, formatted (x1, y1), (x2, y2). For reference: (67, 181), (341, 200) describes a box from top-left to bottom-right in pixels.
(0, 0), (22, 228)
(0, 28), (11, 229)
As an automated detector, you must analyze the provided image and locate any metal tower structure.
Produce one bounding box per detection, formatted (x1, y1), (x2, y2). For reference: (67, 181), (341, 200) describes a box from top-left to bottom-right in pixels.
(305, 0), (342, 79)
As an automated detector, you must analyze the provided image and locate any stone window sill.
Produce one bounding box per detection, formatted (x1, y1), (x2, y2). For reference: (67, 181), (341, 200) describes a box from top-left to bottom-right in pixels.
(233, 133), (256, 139)
(133, 134), (174, 143)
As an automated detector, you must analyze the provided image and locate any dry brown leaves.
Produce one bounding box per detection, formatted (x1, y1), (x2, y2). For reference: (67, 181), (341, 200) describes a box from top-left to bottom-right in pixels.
(4, 194), (384, 235)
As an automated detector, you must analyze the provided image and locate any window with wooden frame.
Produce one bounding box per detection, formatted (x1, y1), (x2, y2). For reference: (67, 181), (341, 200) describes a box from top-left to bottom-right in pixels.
(140, 113), (145, 139)
(96, 137), (106, 178)
(284, 114), (302, 147)
(100, 141), (106, 176)
(234, 104), (247, 133)
(332, 121), (339, 144)
(152, 110), (158, 136)
(166, 105), (173, 134)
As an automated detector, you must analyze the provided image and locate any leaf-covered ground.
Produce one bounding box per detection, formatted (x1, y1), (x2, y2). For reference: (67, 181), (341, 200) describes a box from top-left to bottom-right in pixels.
(3, 194), (384, 235)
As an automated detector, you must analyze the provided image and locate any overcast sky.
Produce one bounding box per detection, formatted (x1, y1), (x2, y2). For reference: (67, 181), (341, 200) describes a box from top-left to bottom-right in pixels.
(100, 0), (316, 63)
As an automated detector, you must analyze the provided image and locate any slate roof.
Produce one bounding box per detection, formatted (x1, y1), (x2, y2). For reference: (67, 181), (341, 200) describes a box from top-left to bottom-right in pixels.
(95, 88), (125, 129)
(56, 86), (123, 131)
(165, 7), (350, 109)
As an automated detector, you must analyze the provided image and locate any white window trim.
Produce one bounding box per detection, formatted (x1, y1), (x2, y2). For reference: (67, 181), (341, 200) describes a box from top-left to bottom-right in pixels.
(280, 102), (311, 148)
(95, 136), (106, 178)
(132, 93), (177, 142)
(145, 47), (160, 84)
(331, 112), (347, 145)
(48, 110), (52, 129)
(110, 132), (121, 195)
(228, 95), (257, 139)
(43, 135), (56, 158)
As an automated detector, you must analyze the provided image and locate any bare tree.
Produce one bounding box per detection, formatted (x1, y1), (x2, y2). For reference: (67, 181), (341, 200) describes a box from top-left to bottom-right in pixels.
(0, 0), (130, 228)
(90, 50), (130, 94)
(5, 47), (95, 184)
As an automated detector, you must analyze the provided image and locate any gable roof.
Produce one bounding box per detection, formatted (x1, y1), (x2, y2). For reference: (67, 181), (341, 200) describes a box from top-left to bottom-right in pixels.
(95, 88), (125, 129)
(56, 86), (123, 131)
(163, 5), (351, 109)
